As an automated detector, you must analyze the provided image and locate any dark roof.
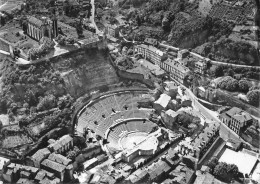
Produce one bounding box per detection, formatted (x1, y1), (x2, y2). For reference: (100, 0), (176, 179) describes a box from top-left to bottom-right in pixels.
(226, 107), (252, 123)
(144, 38), (158, 45)
(41, 159), (66, 173)
(27, 16), (44, 27)
(48, 153), (71, 166)
(191, 122), (219, 149)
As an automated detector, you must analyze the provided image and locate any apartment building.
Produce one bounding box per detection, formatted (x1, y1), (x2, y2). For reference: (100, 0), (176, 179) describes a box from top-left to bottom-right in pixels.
(160, 58), (190, 84)
(219, 107), (253, 135)
(135, 44), (168, 65)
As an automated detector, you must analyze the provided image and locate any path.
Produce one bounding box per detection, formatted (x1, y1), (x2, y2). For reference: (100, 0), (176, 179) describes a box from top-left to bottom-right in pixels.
(90, 0), (103, 36)
(159, 43), (260, 69)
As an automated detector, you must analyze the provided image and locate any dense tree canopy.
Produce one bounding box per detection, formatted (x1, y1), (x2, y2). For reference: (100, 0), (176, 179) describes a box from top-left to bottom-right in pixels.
(247, 90), (260, 106)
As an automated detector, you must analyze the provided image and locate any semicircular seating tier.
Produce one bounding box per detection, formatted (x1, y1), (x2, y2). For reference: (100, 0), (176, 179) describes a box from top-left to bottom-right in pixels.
(76, 92), (154, 139)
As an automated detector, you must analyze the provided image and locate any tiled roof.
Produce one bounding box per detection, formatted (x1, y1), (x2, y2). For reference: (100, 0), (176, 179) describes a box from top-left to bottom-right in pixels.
(35, 170), (46, 181)
(226, 107), (252, 123)
(191, 122), (219, 149)
(137, 44), (165, 56)
(41, 159), (66, 173)
(194, 173), (215, 184)
(164, 58), (190, 73)
(31, 148), (51, 164)
(49, 135), (73, 152)
(48, 153), (72, 166)
(144, 38), (158, 45)
(27, 16), (44, 27)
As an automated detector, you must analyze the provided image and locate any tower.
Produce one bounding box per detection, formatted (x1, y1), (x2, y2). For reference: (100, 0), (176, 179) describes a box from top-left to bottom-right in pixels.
(49, 6), (58, 38)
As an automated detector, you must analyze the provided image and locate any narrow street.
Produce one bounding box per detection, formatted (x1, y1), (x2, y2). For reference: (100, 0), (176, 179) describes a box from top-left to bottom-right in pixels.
(90, 0), (103, 36)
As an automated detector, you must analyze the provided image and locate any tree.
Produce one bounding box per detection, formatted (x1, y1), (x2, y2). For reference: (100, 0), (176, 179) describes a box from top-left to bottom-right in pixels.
(213, 162), (228, 178)
(238, 80), (251, 92)
(136, 15), (141, 26)
(214, 65), (224, 77)
(218, 76), (233, 89)
(227, 164), (239, 178)
(207, 157), (218, 172)
(247, 90), (260, 106)
(225, 79), (239, 91)
(0, 120), (3, 131)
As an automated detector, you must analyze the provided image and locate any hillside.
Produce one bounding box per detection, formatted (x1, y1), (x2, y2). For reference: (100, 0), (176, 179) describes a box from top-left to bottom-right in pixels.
(115, 0), (259, 65)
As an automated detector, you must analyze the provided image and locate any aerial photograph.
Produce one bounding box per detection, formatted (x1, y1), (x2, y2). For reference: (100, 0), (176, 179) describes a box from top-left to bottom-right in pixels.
(0, 0), (259, 183)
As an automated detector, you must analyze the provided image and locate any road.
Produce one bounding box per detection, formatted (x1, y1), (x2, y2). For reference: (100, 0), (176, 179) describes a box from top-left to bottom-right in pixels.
(189, 52), (260, 69)
(0, 49), (10, 55)
(159, 43), (260, 69)
(90, 0), (103, 36)
(172, 78), (254, 147)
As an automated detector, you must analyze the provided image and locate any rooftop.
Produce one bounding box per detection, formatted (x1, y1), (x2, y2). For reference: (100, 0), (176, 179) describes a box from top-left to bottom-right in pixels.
(27, 16), (47, 28)
(194, 172), (215, 184)
(144, 38), (158, 46)
(164, 58), (190, 73)
(191, 122), (219, 149)
(48, 134), (73, 152)
(166, 109), (179, 118)
(225, 107), (252, 123)
(31, 148), (51, 164)
(48, 153), (72, 166)
(137, 44), (165, 56)
(195, 60), (206, 67)
(170, 163), (195, 184)
(41, 159), (66, 173)
(0, 156), (10, 170)
(154, 94), (171, 108)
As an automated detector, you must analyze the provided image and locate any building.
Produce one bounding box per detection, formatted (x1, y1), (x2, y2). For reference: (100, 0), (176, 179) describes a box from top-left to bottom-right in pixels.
(106, 24), (119, 38)
(160, 58), (190, 84)
(31, 148), (51, 168)
(153, 94), (171, 113)
(135, 44), (168, 65)
(197, 86), (206, 98)
(41, 159), (66, 181)
(83, 158), (98, 170)
(219, 107), (253, 135)
(144, 38), (158, 47)
(179, 122), (220, 160)
(2, 162), (60, 184)
(25, 16), (53, 41)
(194, 172), (224, 184)
(0, 156), (10, 171)
(81, 144), (102, 159)
(169, 162), (196, 184)
(48, 135), (73, 154)
(177, 49), (189, 59)
(161, 109), (179, 129)
(147, 160), (172, 182)
(194, 60), (207, 74)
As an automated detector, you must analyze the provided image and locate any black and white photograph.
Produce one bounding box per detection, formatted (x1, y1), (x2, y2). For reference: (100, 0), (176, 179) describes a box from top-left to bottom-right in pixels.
(0, 0), (259, 183)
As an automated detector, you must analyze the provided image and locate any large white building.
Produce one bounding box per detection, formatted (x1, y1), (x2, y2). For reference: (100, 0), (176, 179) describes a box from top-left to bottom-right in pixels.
(160, 58), (190, 84)
(134, 44), (168, 65)
(153, 94), (171, 113)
